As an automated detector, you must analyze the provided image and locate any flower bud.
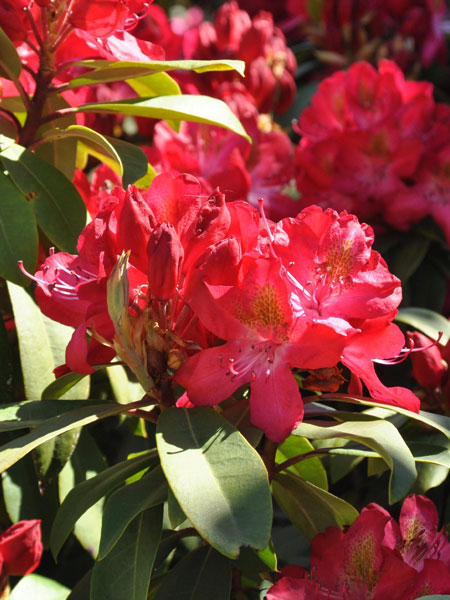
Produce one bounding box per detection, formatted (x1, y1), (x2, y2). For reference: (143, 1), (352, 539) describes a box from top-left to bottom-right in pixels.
(0, 520), (43, 576)
(147, 224), (184, 301)
(408, 331), (446, 389)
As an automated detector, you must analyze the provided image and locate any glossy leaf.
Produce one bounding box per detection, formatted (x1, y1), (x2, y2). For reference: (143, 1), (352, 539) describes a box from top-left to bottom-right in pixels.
(0, 142), (86, 253)
(68, 58), (245, 88)
(294, 419), (416, 503)
(155, 546), (231, 600)
(0, 399), (108, 431)
(9, 574), (70, 600)
(272, 472), (358, 540)
(320, 395), (450, 441)
(75, 95), (251, 142)
(36, 95), (78, 180)
(127, 72), (181, 98)
(0, 173), (38, 284)
(98, 465), (167, 559)
(0, 26), (21, 79)
(91, 505), (163, 600)
(395, 307), (450, 345)
(59, 432), (107, 558)
(276, 436), (328, 490)
(51, 449), (157, 559)
(156, 407), (272, 558)
(0, 400), (135, 474)
(43, 125), (149, 187)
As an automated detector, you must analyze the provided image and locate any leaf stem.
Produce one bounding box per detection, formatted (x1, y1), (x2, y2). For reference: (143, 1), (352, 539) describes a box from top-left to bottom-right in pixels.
(262, 438), (279, 479)
(274, 448), (334, 475)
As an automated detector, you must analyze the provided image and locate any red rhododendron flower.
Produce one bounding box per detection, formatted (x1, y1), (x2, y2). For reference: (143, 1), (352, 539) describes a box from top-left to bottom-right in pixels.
(294, 59), (450, 243)
(267, 495), (450, 599)
(285, 0), (446, 70)
(181, 0), (297, 114)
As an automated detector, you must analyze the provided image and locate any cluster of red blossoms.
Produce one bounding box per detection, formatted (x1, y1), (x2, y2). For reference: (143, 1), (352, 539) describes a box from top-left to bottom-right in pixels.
(27, 173), (419, 441)
(267, 495), (450, 599)
(295, 58), (450, 244)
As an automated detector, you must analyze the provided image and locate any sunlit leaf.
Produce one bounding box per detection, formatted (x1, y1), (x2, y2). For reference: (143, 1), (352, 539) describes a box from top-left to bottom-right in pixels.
(157, 407), (272, 558)
(0, 26), (21, 79)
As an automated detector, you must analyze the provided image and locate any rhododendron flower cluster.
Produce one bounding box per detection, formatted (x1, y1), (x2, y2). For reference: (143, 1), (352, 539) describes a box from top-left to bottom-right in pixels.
(285, 0), (446, 70)
(267, 495), (450, 599)
(294, 59), (450, 244)
(179, 0), (297, 115)
(28, 173), (418, 441)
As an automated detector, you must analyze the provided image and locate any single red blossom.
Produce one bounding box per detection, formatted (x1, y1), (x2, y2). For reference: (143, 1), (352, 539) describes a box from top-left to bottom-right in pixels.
(407, 331), (447, 389)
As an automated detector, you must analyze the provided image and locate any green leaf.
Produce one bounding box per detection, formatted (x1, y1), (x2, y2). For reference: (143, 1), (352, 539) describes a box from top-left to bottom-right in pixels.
(0, 142), (86, 253)
(417, 597), (450, 600)
(59, 432), (107, 558)
(75, 95), (251, 142)
(9, 575), (70, 600)
(0, 26), (21, 79)
(276, 436), (328, 490)
(51, 448), (157, 559)
(294, 419), (416, 503)
(272, 472), (358, 540)
(36, 95), (78, 180)
(157, 407), (272, 559)
(8, 282), (90, 401)
(41, 372), (89, 400)
(98, 464), (167, 559)
(321, 394), (450, 441)
(68, 59), (245, 89)
(42, 125), (150, 187)
(91, 505), (163, 600)
(154, 546), (231, 600)
(389, 234), (430, 282)
(395, 307), (450, 345)
(127, 72), (181, 98)
(0, 399), (110, 431)
(167, 486), (186, 529)
(66, 571), (92, 600)
(0, 172), (38, 284)
(0, 401), (135, 474)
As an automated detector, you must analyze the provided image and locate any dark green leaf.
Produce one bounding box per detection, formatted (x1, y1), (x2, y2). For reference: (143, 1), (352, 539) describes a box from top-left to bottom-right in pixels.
(51, 449), (157, 559)
(75, 96), (250, 142)
(320, 395), (450, 441)
(0, 399), (108, 431)
(66, 571), (92, 600)
(9, 574), (70, 600)
(0, 26), (21, 79)
(0, 401), (135, 473)
(0, 172), (38, 284)
(98, 464), (167, 559)
(167, 486), (186, 529)
(156, 407), (272, 559)
(154, 546), (231, 600)
(293, 419), (416, 503)
(389, 235), (430, 282)
(0, 142), (86, 252)
(58, 432), (107, 557)
(272, 472), (358, 540)
(41, 372), (89, 400)
(68, 59), (245, 89)
(91, 506), (163, 600)
(395, 307), (450, 345)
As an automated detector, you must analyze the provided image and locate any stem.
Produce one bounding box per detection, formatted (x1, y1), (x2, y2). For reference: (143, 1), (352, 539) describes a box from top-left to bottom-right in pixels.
(262, 438), (279, 478)
(0, 107), (21, 132)
(39, 106), (78, 125)
(273, 447), (334, 475)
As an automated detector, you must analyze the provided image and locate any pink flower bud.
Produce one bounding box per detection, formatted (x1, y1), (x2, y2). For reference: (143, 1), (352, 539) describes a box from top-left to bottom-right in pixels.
(0, 520), (43, 576)
(408, 331), (446, 389)
(147, 224), (183, 301)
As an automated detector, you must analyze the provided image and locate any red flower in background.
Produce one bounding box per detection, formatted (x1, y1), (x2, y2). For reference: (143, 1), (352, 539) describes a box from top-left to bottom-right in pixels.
(267, 495), (450, 599)
(294, 59), (450, 244)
